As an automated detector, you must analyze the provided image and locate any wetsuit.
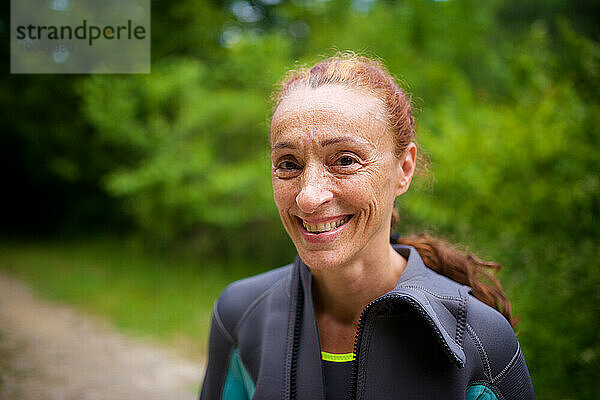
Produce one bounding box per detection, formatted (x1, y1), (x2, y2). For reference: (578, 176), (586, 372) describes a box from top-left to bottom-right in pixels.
(199, 244), (535, 399)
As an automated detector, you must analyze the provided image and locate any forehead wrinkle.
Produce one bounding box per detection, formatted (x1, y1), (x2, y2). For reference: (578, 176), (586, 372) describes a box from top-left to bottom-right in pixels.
(270, 84), (392, 150)
(271, 104), (386, 139)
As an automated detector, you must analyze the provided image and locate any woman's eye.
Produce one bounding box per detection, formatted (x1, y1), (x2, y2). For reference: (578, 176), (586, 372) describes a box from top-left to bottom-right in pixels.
(280, 161), (299, 170)
(337, 156), (356, 166)
(331, 154), (361, 173)
(274, 159), (301, 178)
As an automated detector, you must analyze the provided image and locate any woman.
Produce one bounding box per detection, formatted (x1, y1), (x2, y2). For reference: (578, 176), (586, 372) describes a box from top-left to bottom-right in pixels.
(199, 54), (535, 400)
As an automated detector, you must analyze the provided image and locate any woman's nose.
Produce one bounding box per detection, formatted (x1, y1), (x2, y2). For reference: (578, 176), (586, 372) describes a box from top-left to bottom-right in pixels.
(296, 174), (333, 214)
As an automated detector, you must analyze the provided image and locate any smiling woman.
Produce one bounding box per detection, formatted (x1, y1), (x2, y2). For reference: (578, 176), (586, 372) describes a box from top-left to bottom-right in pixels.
(199, 53), (535, 400)
(270, 83), (411, 273)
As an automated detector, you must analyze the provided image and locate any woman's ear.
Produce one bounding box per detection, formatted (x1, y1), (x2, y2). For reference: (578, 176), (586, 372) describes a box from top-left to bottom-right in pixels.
(395, 142), (417, 196)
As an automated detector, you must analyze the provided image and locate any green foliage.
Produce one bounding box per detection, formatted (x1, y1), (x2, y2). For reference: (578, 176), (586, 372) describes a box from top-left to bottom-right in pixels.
(80, 59), (283, 256)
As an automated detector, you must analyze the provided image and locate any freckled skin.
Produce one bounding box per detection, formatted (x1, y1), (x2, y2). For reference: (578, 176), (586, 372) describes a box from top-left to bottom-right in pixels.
(270, 84), (406, 271)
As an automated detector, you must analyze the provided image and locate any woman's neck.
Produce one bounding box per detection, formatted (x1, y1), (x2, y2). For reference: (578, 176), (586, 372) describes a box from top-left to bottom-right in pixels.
(311, 242), (407, 326)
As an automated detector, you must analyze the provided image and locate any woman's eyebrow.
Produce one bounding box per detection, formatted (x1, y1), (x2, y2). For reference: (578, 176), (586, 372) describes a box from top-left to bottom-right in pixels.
(271, 142), (296, 151)
(321, 136), (372, 147)
(272, 136), (373, 151)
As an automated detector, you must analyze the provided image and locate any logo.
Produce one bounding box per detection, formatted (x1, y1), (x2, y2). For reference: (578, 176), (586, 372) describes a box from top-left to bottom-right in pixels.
(11, 0), (151, 73)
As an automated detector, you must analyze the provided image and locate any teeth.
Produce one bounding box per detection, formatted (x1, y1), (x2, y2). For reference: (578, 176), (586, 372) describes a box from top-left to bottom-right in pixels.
(302, 216), (350, 233)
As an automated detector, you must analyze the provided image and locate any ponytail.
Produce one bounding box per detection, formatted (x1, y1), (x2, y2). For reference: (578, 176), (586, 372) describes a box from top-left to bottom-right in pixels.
(392, 212), (518, 328)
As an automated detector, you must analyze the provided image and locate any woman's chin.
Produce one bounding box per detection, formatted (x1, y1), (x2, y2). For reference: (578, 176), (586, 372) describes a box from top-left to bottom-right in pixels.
(291, 216), (357, 270)
(295, 247), (352, 271)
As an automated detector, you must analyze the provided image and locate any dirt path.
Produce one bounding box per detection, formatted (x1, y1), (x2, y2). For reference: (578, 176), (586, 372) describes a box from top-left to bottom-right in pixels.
(0, 272), (205, 400)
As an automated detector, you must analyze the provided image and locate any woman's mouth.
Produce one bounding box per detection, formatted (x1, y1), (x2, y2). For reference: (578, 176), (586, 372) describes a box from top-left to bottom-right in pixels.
(300, 215), (352, 234)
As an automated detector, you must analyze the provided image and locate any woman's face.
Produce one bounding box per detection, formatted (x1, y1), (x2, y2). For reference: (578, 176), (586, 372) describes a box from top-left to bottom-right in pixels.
(270, 84), (412, 270)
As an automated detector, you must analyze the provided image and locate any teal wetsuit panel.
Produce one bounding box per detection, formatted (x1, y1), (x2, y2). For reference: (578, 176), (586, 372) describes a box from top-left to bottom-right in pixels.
(465, 383), (500, 400)
(222, 347), (256, 400)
